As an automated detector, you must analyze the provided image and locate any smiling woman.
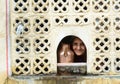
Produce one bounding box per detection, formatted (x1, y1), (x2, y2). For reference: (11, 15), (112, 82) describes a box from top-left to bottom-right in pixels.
(57, 35), (87, 63)
(57, 35), (87, 75)
(71, 36), (87, 62)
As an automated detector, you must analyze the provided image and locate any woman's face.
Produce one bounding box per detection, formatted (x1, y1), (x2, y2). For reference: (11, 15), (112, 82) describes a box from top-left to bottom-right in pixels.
(72, 38), (85, 56)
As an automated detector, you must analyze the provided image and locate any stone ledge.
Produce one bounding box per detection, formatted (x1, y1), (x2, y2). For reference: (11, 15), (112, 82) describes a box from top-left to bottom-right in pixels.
(10, 74), (120, 80)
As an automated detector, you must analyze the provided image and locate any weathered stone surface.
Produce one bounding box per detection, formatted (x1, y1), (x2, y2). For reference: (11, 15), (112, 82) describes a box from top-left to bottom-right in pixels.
(3, 77), (120, 84)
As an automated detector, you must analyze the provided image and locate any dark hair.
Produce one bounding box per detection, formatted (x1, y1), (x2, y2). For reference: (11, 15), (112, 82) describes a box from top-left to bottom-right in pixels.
(57, 35), (87, 63)
(57, 36), (72, 63)
(70, 36), (87, 62)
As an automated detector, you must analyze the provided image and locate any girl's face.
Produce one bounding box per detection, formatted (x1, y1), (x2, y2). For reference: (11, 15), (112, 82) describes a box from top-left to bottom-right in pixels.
(72, 38), (86, 56)
(59, 44), (74, 63)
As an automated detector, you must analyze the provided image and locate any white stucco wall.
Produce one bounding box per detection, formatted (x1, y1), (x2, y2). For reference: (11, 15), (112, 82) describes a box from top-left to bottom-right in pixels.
(0, 0), (7, 83)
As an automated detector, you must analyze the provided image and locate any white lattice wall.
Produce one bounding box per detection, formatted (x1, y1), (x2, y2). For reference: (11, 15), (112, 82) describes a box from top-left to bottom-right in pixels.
(9, 0), (120, 76)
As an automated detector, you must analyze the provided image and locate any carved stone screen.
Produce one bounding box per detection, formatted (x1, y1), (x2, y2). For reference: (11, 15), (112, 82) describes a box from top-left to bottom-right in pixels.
(9, 0), (120, 76)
